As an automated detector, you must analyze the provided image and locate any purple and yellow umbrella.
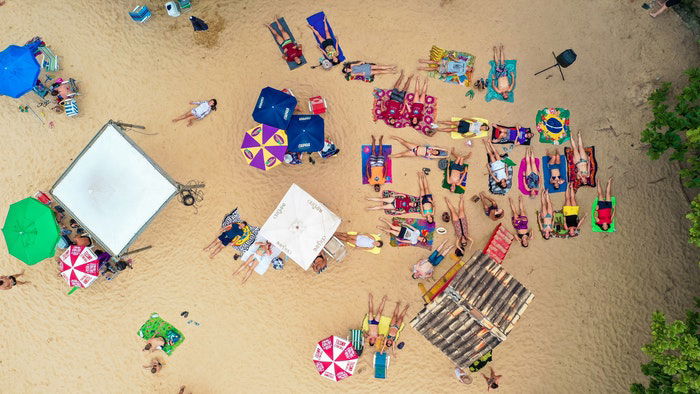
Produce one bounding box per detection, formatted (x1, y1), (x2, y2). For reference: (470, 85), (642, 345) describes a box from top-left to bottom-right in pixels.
(240, 124), (288, 171)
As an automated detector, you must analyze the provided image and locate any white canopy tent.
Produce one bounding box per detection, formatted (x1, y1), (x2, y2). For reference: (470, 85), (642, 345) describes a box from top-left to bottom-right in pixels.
(51, 121), (178, 256)
(260, 184), (341, 270)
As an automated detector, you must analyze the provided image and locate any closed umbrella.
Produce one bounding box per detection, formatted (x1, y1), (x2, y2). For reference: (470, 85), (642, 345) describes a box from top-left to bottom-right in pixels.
(59, 245), (100, 288)
(252, 87), (297, 130)
(312, 335), (358, 382)
(240, 124), (288, 171)
(286, 115), (324, 152)
(0, 41), (41, 98)
(2, 197), (60, 265)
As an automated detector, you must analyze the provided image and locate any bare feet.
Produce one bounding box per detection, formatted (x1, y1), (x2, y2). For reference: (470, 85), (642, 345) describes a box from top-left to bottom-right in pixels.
(186, 119), (194, 127)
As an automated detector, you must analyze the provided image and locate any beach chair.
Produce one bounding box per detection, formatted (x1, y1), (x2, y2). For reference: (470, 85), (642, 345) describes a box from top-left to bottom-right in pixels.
(38, 46), (59, 72)
(64, 99), (79, 117)
(178, 0), (191, 10)
(374, 352), (389, 379)
(323, 236), (346, 262)
(129, 5), (152, 23)
(349, 329), (364, 356)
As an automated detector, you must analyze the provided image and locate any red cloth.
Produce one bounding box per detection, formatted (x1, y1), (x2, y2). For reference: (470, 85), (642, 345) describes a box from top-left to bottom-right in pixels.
(409, 103), (425, 121)
(282, 43), (302, 62)
(597, 207), (612, 224)
(393, 195), (412, 213)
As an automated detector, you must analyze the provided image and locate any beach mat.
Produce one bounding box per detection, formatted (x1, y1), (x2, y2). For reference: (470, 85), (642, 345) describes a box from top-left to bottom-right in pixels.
(240, 235), (282, 275)
(536, 108), (571, 145)
(443, 161), (468, 194)
(564, 146), (597, 191)
(381, 190), (420, 215)
(592, 197), (616, 233)
(517, 157), (541, 196)
(137, 313), (184, 356)
(542, 154), (568, 193)
(427, 45), (475, 86)
(221, 208), (259, 253)
(491, 125), (532, 145)
(362, 144), (392, 184)
(485, 60), (516, 103)
(487, 154), (514, 195)
(362, 314), (405, 339)
(404, 92), (438, 135)
(306, 12), (345, 65)
(372, 88), (408, 129)
(388, 217), (435, 249)
(450, 117), (489, 140)
(372, 88), (437, 135)
(269, 17), (306, 70)
(345, 231), (382, 254)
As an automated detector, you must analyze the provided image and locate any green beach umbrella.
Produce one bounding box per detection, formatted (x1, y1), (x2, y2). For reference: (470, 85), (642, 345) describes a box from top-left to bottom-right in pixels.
(2, 197), (60, 265)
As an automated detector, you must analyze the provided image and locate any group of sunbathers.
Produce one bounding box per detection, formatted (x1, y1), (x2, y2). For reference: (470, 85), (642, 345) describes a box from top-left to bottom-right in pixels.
(364, 294), (410, 357)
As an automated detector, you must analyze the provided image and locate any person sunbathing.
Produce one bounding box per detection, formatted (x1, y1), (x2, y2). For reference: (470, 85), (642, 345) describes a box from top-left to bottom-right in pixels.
(562, 184), (587, 236)
(203, 221), (248, 259)
(522, 147), (541, 198)
(143, 357), (164, 374)
(432, 118), (490, 136)
(334, 232), (383, 250)
(417, 58), (470, 75)
(570, 131), (591, 184)
(508, 196), (531, 247)
(479, 192), (504, 221)
(594, 177), (615, 231)
(307, 15), (341, 65)
(417, 171), (435, 223)
(545, 148), (565, 190)
(445, 195), (473, 256)
(143, 336), (168, 353)
(412, 240), (453, 279)
(390, 135), (449, 160)
(232, 241), (272, 284)
(380, 71), (413, 125)
(366, 193), (417, 214)
(482, 367), (503, 391)
(172, 99), (217, 127)
(538, 189), (555, 240)
(367, 135), (387, 192)
(0, 270), (28, 290)
(366, 294), (387, 347)
(381, 302), (410, 357)
(491, 44), (515, 100)
(377, 218), (426, 245)
(408, 76), (429, 128)
(264, 17), (303, 65)
(342, 61), (397, 78)
(491, 124), (533, 144)
(447, 149), (471, 193)
(484, 139), (509, 189)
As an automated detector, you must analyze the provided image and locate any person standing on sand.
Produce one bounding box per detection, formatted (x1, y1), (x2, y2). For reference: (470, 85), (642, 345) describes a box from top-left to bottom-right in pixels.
(482, 367), (502, 390)
(172, 99), (217, 127)
(0, 270), (28, 290)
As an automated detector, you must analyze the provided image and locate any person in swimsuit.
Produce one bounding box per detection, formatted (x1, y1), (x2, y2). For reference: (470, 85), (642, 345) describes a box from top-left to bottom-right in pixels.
(562, 184), (587, 237)
(203, 221), (248, 259)
(365, 294), (388, 347)
(143, 357), (164, 374)
(412, 240), (453, 279)
(484, 139), (509, 189)
(445, 195), (473, 256)
(432, 117), (490, 135)
(307, 15), (341, 64)
(455, 367), (473, 384)
(143, 336), (169, 353)
(311, 253), (327, 274)
(570, 131), (591, 184)
(334, 232), (383, 250)
(376, 218), (426, 245)
(447, 148), (471, 193)
(522, 147), (541, 198)
(367, 135), (387, 192)
(478, 192), (504, 221)
(232, 241), (272, 284)
(380, 71), (413, 125)
(390, 135), (449, 160)
(264, 17), (303, 65)
(417, 171), (435, 223)
(408, 76), (429, 128)
(342, 61), (397, 78)
(482, 367), (502, 391)
(650, 0), (682, 17)
(491, 44), (515, 100)
(508, 195), (531, 247)
(366, 192), (418, 214)
(381, 302), (410, 357)
(0, 270), (28, 290)
(545, 148), (565, 190)
(538, 189), (555, 240)
(417, 58), (471, 75)
(491, 124), (533, 144)
(172, 99), (217, 127)
(594, 177), (615, 231)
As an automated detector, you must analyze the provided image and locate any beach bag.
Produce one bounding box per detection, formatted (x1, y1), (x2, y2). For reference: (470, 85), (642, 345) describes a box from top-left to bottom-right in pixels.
(556, 49), (577, 68)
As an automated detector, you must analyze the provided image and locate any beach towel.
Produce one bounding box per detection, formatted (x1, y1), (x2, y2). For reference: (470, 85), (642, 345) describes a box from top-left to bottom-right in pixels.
(349, 329), (364, 356)
(362, 145), (392, 184)
(426, 45), (475, 86)
(443, 161), (468, 194)
(240, 235), (282, 275)
(380, 190), (421, 216)
(344, 231), (382, 254)
(517, 158), (541, 196)
(536, 210), (570, 239)
(269, 17), (306, 70)
(343, 61), (375, 83)
(221, 208), (259, 253)
(137, 313), (184, 356)
(388, 217), (435, 250)
(487, 154), (514, 195)
(536, 108), (571, 145)
(372, 88), (437, 135)
(450, 117), (489, 140)
(491, 125), (532, 145)
(592, 197), (617, 233)
(374, 352), (389, 379)
(542, 154), (568, 193)
(372, 88), (409, 129)
(485, 60), (517, 103)
(403, 92), (438, 135)
(564, 146), (597, 191)
(306, 12), (345, 65)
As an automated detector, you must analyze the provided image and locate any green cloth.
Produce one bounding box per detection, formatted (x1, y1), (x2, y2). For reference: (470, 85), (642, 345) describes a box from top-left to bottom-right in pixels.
(591, 197), (616, 233)
(443, 161), (468, 194)
(137, 313), (185, 356)
(502, 157), (516, 167)
(2, 197), (60, 265)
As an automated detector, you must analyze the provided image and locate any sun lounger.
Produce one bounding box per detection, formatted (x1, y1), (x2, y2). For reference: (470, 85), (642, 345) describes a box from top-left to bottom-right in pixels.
(517, 157), (541, 196)
(542, 154), (568, 193)
(374, 352), (389, 379)
(536, 107), (571, 145)
(349, 329), (364, 356)
(388, 217), (435, 250)
(592, 197), (617, 233)
(38, 46), (59, 72)
(64, 99), (79, 117)
(269, 17), (306, 70)
(564, 146), (597, 191)
(485, 60), (517, 103)
(306, 12), (345, 66)
(442, 160), (468, 194)
(129, 5), (152, 23)
(450, 117), (489, 140)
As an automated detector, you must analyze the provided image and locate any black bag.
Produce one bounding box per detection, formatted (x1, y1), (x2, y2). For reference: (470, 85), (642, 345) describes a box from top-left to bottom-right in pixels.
(556, 49), (577, 68)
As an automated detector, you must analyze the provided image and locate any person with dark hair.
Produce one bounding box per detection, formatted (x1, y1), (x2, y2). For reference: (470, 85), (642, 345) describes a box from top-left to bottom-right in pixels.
(484, 139), (509, 189)
(172, 99), (217, 127)
(545, 148), (565, 190)
(0, 270), (28, 290)
(562, 184), (586, 237)
(365, 293), (387, 347)
(412, 240), (453, 279)
(538, 189), (555, 240)
(341, 61), (397, 78)
(376, 218), (427, 245)
(508, 195), (531, 247)
(390, 135), (449, 160)
(479, 192), (504, 221)
(380, 71), (413, 126)
(264, 17), (303, 65)
(650, 0), (681, 17)
(408, 76), (429, 128)
(232, 241), (272, 284)
(333, 232), (383, 251)
(143, 337), (167, 353)
(143, 357), (164, 374)
(367, 135), (387, 192)
(311, 253), (327, 274)
(417, 171), (435, 223)
(446, 148), (471, 193)
(203, 221), (248, 259)
(307, 15), (341, 65)
(482, 367), (502, 390)
(595, 177), (615, 231)
(380, 302), (409, 357)
(445, 195), (473, 255)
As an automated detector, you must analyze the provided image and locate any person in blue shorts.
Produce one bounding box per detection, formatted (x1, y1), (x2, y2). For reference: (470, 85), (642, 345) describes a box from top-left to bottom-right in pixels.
(203, 221), (248, 259)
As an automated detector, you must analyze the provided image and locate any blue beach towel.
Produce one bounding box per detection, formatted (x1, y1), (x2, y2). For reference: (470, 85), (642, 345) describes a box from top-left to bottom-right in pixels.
(270, 17), (306, 70)
(306, 12), (345, 65)
(485, 60), (517, 103)
(542, 154), (568, 193)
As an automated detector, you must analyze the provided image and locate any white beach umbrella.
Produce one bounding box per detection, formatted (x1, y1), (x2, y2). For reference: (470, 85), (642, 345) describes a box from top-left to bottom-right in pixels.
(260, 184), (341, 270)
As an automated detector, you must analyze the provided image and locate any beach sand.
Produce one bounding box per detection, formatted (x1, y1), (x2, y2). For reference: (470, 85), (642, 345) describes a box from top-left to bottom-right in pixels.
(0, 0), (699, 393)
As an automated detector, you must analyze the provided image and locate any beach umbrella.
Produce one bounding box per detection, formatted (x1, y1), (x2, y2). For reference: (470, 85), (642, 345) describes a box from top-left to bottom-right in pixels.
(252, 87), (297, 130)
(240, 123), (288, 171)
(0, 41), (41, 98)
(259, 184), (341, 270)
(189, 16), (208, 31)
(286, 115), (324, 153)
(59, 245), (100, 288)
(2, 197), (60, 265)
(312, 335), (358, 382)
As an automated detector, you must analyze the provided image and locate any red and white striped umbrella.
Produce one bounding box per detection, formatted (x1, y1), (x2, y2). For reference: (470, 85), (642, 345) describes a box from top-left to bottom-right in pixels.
(312, 335), (358, 382)
(59, 245), (100, 288)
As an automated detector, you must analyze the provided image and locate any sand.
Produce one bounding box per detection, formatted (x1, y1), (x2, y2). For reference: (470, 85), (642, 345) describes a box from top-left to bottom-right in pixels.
(0, 0), (699, 393)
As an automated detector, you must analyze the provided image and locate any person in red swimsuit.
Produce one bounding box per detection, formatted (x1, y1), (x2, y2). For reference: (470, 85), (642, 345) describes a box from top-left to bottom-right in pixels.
(381, 71), (413, 125)
(264, 18), (303, 65)
(408, 76), (429, 128)
(365, 193), (417, 214)
(594, 177), (615, 231)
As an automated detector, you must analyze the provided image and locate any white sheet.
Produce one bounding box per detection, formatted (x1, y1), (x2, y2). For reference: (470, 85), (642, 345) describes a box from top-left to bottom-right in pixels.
(240, 235), (281, 276)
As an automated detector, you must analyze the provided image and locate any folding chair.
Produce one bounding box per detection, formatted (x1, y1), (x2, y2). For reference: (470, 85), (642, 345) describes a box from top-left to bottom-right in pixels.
(129, 5), (152, 23)
(323, 236), (347, 262)
(348, 329), (364, 357)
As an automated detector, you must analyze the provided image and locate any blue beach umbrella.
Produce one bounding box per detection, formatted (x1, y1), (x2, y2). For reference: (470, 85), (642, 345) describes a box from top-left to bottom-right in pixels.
(0, 42), (41, 98)
(286, 115), (324, 152)
(252, 87), (297, 130)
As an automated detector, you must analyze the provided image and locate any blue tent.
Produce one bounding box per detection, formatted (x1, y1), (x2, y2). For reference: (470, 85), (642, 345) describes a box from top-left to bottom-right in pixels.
(286, 115), (324, 152)
(0, 42), (41, 99)
(252, 87), (297, 130)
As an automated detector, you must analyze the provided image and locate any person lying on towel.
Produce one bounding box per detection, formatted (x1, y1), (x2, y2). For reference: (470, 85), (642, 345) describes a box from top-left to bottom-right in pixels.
(377, 218), (427, 245)
(492, 125), (533, 144)
(570, 131), (592, 185)
(367, 135), (387, 192)
(433, 117), (490, 136)
(264, 18), (303, 65)
(594, 177), (615, 231)
(545, 148), (566, 190)
(491, 44), (515, 100)
(484, 139), (509, 189)
(562, 184), (587, 237)
(380, 71), (413, 126)
(446, 149), (471, 193)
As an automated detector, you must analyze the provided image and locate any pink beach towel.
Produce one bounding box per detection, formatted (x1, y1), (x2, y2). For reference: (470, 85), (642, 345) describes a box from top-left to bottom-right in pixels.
(372, 88), (437, 135)
(517, 157), (541, 196)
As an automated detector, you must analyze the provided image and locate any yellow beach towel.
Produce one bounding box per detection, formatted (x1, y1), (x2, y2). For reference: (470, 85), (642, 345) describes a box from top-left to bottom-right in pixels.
(450, 117), (489, 139)
(345, 232), (382, 254)
(362, 314), (405, 339)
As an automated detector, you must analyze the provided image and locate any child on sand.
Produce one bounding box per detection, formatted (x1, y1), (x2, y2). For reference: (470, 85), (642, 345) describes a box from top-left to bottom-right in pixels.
(446, 149), (471, 193)
(491, 44), (515, 100)
(538, 190), (555, 240)
(380, 71), (413, 126)
(172, 99), (217, 127)
(390, 135), (449, 160)
(0, 270), (28, 290)
(367, 135), (387, 192)
(484, 140), (509, 189)
(432, 117), (490, 136)
(594, 177), (615, 231)
(408, 76), (429, 128)
(562, 184), (586, 237)
(509, 196), (531, 247)
(264, 17), (303, 65)
(365, 294), (387, 347)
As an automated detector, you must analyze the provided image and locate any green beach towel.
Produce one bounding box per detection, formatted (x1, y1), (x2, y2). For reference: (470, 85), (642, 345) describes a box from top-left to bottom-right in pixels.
(592, 197), (616, 233)
(443, 161), (468, 194)
(485, 60), (516, 103)
(137, 313), (184, 356)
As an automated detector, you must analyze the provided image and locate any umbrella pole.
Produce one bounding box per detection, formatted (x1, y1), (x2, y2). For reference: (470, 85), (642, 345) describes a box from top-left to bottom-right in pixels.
(121, 245), (152, 256)
(67, 286), (78, 295)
